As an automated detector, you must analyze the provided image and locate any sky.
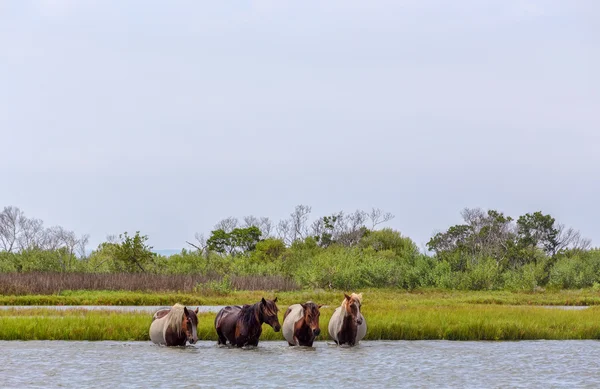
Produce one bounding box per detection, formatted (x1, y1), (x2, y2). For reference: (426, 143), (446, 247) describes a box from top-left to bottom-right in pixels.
(1, 0), (599, 251)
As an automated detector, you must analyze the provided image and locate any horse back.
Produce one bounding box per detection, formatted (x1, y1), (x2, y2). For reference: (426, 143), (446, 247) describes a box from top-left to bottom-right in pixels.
(153, 308), (171, 321)
(282, 304), (303, 345)
(215, 305), (242, 342)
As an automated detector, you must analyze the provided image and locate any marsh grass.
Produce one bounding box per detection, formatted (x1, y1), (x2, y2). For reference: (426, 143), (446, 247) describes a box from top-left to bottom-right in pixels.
(3, 288), (600, 307)
(2, 304), (600, 341)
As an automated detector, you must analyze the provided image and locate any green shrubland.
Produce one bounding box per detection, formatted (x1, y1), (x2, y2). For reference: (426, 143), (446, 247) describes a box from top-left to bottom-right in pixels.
(1, 205), (599, 291)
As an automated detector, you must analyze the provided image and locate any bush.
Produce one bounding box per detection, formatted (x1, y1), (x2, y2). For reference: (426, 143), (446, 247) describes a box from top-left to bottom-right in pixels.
(548, 250), (600, 289)
(459, 257), (502, 290)
(195, 275), (233, 296)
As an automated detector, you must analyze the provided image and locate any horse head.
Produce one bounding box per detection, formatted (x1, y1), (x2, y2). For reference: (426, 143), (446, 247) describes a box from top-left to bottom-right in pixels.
(301, 302), (323, 337)
(343, 293), (363, 326)
(260, 297), (281, 332)
(183, 307), (199, 344)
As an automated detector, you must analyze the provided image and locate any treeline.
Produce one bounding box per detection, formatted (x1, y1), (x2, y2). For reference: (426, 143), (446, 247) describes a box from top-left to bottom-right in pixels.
(1, 205), (598, 291)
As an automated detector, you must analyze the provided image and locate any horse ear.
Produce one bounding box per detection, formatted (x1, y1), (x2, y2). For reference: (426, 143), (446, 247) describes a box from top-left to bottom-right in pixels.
(194, 307), (199, 314)
(273, 297), (278, 303)
(318, 304), (323, 309)
(184, 307), (190, 315)
(261, 297), (267, 305)
(344, 293), (351, 300)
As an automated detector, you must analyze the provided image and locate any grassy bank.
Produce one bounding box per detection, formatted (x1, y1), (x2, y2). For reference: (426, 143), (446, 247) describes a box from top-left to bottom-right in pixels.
(3, 289), (600, 341)
(3, 288), (600, 307)
(2, 304), (600, 341)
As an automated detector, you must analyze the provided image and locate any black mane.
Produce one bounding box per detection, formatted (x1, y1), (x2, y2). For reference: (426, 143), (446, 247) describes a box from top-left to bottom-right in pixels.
(239, 302), (260, 326)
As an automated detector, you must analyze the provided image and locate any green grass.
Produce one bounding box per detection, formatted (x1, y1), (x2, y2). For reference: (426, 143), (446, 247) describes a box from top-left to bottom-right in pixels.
(2, 304), (600, 341)
(2, 288), (600, 341)
(2, 288), (600, 307)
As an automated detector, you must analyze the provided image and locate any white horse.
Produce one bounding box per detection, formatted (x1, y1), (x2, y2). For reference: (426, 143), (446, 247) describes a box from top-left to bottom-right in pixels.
(282, 301), (322, 347)
(149, 303), (199, 346)
(327, 293), (366, 346)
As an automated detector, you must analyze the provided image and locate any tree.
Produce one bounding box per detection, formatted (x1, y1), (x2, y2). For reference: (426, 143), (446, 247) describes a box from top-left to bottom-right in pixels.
(427, 208), (517, 269)
(206, 226), (263, 255)
(114, 231), (155, 272)
(0, 206), (25, 252)
(368, 208), (395, 229)
(516, 212), (559, 256)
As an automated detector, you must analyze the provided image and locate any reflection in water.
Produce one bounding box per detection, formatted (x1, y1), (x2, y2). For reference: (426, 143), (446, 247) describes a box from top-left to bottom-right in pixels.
(1, 340), (600, 388)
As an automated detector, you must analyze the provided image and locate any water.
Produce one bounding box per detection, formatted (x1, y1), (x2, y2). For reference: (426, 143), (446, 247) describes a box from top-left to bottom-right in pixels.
(1, 340), (599, 388)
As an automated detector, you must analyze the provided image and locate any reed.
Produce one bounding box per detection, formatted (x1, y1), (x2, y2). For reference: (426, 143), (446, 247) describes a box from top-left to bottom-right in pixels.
(0, 272), (299, 295)
(2, 305), (600, 341)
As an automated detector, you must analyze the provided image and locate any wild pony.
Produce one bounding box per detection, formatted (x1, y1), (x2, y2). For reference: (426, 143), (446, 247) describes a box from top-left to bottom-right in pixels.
(149, 304), (199, 346)
(214, 297), (281, 347)
(282, 301), (322, 347)
(328, 293), (366, 346)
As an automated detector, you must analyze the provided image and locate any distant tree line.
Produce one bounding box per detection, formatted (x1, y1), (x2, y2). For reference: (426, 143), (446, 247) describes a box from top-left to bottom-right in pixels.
(1, 204), (598, 291)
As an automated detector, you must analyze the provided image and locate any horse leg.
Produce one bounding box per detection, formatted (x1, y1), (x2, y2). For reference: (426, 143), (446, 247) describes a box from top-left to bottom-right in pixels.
(216, 328), (228, 345)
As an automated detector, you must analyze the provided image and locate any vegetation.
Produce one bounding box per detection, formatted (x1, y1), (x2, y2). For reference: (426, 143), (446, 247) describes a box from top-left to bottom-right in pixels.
(2, 303), (600, 341)
(0, 272), (298, 295)
(3, 288), (600, 307)
(1, 205), (599, 291)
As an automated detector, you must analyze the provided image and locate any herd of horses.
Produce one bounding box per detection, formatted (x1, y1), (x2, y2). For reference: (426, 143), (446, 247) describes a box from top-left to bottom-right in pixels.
(149, 293), (366, 348)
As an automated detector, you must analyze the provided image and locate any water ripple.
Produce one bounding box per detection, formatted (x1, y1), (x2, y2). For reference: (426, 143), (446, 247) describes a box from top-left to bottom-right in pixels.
(1, 340), (599, 388)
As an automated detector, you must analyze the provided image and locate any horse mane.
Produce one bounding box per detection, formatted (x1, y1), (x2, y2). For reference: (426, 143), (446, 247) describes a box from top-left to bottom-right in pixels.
(341, 293), (363, 308)
(239, 303), (259, 326)
(351, 293), (363, 304)
(166, 303), (186, 336)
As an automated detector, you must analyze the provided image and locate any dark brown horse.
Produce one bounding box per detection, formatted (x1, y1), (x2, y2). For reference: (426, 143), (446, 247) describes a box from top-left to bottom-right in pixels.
(282, 302), (322, 347)
(214, 297), (281, 347)
(149, 304), (199, 346)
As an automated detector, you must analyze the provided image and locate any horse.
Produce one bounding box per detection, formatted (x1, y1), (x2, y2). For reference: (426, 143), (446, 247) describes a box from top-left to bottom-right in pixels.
(282, 301), (323, 347)
(327, 293), (366, 346)
(214, 297), (281, 347)
(149, 303), (199, 346)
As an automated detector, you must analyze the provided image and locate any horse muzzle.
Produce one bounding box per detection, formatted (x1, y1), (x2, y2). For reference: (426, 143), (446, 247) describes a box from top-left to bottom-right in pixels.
(313, 328), (321, 336)
(356, 318), (363, 326)
(273, 323), (281, 332)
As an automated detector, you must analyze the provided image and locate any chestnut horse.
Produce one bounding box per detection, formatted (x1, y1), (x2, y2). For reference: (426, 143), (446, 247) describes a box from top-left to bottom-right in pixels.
(149, 304), (199, 346)
(214, 297), (281, 347)
(328, 293), (366, 346)
(282, 301), (322, 347)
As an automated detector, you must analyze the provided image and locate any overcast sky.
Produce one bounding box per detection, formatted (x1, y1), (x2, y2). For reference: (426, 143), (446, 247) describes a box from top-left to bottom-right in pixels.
(1, 0), (598, 251)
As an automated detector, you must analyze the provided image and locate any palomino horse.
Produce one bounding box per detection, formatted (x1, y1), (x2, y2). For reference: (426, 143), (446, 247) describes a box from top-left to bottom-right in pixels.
(214, 297), (281, 347)
(282, 301), (322, 347)
(328, 293), (366, 346)
(149, 303), (199, 346)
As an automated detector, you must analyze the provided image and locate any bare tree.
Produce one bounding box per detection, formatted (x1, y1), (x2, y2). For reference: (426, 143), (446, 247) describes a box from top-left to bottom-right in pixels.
(186, 232), (208, 256)
(310, 218), (326, 238)
(259, 217), (273, 238)
(290, 205), (311, 242)
(368, 208), (395, 229)
(214, 217), (239, 233)
(76, 234), (90, 259)
(17, 217), (45, 251)
(276, 219), (292, 245)
(243, 215), (259, 228)
(337, 210), (368, 246)
(553, 224), (592, 255)
(106, 234), (120, 244)
(0, 206), (26, 252)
